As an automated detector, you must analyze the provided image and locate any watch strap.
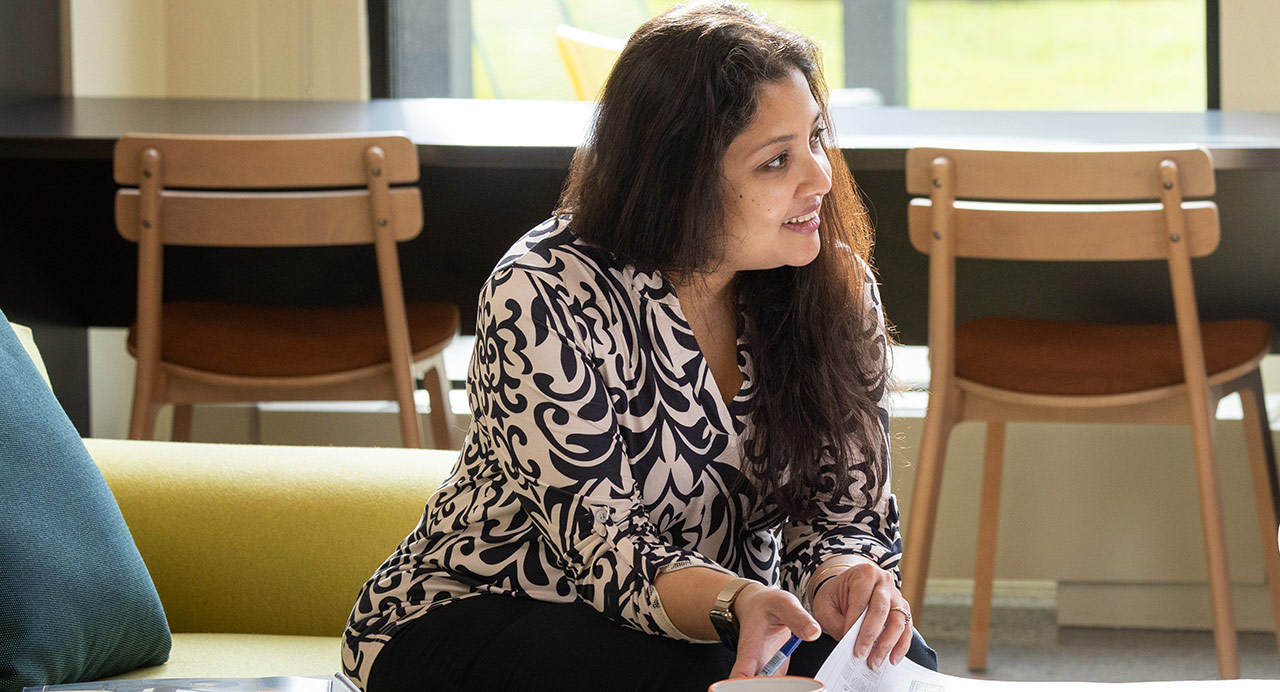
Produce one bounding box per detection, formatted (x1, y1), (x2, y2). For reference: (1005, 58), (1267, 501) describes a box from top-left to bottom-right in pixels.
(709, 577), (754, 650)
(714, 577), (755, 613)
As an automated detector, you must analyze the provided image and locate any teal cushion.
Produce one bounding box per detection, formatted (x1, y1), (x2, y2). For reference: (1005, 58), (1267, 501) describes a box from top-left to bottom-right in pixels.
(0, 310), (171, 691)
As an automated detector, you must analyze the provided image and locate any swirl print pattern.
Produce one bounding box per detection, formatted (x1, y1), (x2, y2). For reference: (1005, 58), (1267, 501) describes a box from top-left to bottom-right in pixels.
(342, 217), (901, 688)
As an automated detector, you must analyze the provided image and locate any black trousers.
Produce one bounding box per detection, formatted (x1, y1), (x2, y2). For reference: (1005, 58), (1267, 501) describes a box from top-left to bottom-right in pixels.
(366, 594), (937, 692)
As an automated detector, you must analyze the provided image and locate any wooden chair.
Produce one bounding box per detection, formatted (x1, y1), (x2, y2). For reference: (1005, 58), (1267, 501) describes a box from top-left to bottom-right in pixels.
(113, 133), (460, 449)
(554, 24), (624, 101)
(899, 146), (1280, 678)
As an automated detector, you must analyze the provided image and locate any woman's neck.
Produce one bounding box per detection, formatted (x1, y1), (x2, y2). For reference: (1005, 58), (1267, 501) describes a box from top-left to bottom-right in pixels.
(670, 269), (735, 319)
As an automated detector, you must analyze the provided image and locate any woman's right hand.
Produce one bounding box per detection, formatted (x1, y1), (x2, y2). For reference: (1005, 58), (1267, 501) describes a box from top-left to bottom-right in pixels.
(726, 583), (822, 678)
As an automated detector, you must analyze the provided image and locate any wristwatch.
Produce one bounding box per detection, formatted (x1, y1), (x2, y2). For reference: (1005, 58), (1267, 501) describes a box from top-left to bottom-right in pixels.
(708, 577), (754, 650)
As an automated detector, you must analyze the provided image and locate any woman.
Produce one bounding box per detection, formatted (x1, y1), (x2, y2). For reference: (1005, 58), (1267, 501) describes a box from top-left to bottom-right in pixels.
(343, 2), (934, 689)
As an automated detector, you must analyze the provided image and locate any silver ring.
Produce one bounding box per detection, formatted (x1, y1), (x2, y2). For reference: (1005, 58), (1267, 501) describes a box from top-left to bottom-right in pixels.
(890, 605), (912, 624)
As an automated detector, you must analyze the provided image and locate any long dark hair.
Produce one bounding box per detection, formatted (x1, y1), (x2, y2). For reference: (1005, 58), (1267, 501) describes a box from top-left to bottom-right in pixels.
(558, 1), (890, 520)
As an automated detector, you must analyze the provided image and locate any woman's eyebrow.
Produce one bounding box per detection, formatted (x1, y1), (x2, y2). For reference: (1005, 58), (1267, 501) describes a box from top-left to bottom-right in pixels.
(752, 133), (796, 154)
(749, 112), (824, 154)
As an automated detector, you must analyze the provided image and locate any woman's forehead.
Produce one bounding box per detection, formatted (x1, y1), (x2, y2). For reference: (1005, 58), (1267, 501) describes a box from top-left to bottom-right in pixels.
(728, 70), (821, 155)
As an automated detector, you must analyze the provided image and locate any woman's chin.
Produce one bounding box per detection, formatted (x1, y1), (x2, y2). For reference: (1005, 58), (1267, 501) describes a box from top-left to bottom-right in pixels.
(787, 237), (822, 267)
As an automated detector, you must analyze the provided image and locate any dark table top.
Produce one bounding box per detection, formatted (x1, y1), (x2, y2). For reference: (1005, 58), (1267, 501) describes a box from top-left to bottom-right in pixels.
(5, 96), (1280, 171)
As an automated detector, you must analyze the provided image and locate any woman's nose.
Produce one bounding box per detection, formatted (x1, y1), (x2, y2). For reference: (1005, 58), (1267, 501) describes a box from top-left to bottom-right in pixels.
(801, 147), (833, 198)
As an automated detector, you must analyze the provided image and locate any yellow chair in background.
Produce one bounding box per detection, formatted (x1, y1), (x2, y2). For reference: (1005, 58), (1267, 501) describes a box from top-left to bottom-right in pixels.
(555, 25), (624, 101)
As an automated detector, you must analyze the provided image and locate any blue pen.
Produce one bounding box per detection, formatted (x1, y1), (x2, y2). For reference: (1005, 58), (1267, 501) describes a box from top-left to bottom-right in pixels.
(757, 634), (803, 676)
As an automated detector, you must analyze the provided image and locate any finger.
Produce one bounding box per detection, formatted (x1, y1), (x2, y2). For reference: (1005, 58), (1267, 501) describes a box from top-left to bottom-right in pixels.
(730, 592), (817, 678)
(854, 583), (895, 663)
(777, 603), (822, 643)
(728, 650), (766, 679)
(890, 617), (914, 666)
(730, 626), (800, 679)
(868, 605), (909, 669)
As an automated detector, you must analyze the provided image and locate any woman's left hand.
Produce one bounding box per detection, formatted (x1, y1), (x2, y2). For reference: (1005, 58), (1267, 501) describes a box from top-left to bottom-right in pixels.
(809, 560), (912, 670)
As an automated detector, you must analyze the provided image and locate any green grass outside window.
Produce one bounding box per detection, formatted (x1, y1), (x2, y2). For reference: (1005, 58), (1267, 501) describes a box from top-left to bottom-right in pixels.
(469, 0), (1205, 112)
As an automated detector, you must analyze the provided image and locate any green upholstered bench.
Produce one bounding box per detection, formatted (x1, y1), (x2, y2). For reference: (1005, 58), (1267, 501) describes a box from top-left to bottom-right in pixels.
(85, 438), (455, 680)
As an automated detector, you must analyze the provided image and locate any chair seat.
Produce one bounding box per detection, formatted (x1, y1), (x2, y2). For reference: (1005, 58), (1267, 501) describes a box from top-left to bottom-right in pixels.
(955, 317), (1271, 396)
(128, 301), (460, 377)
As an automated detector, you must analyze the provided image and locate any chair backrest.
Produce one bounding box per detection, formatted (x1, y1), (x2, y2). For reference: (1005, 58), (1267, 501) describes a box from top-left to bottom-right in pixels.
(905, 145), (1221, 388)
(114, 133), (423, 247)
(905, 146), (1219, 261)
(554, 25), (624, 101)
(112, 133), (426, 419)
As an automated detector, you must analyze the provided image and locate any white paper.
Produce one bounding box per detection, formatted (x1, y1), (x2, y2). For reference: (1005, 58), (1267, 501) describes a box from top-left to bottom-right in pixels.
(813, 615), (1275, 692)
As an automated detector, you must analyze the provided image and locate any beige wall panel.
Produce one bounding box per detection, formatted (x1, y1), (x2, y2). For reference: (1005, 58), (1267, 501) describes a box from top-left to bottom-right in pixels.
(163, 0), (366, 99)
(1220, 0), (1280, 111)
(894, 414), (1269, 586)
(69, 0), (167, 97)
(255, 0), (305, 99)
(308, 0), (370, 100)
(1059, 582), (1275, 632)
(164, 0), (259, 98)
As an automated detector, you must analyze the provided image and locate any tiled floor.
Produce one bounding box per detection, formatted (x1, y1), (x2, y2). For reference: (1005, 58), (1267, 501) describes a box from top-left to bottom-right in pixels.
(923, 602), (1280, 683)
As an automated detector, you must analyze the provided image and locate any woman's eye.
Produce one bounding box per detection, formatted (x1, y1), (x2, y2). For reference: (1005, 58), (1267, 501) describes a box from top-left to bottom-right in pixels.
(810, 126), (827, 146)
(764, 152), (789, 169)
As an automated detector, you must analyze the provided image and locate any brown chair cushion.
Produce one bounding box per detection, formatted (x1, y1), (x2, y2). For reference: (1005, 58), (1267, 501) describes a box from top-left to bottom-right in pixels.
(954, 317), (1271, 396)
(128, 301), (460, 377)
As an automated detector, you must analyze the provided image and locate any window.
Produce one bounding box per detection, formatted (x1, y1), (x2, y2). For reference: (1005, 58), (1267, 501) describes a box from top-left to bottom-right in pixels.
(907, 0), (1207, 111)
(371, 0), (1212, 111)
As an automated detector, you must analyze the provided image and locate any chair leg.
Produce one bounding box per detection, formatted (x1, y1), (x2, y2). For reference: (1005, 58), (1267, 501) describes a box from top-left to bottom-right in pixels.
(901, 390), (957, 618)
(968, 421), (1006, 673)
(171, 404), (193, 442)
(1187, 389), (1240, 679)
(1238, 371), (1280, 656)
(423, 359), (458, 449)
(127, 367), (159, 441)
(392, 372), (423, 449)
(128, 400), (160, 441)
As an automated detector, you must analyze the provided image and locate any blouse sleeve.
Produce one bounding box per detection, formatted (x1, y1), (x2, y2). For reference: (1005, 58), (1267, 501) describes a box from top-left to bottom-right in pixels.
(471, 265), (730, 641)
(777, 260), (903, 608)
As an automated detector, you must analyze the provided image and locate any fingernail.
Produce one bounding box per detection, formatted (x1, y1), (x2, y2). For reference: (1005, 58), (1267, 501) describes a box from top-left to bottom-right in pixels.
(807, 624), (821, 640)
(856, 646), (868, 660)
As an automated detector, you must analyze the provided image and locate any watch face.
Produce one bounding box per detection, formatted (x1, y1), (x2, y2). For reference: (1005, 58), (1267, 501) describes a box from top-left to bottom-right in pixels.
(710, 610), (738, 649)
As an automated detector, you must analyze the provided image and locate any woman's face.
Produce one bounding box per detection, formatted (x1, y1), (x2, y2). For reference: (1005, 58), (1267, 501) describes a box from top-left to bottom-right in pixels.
(717, 67), (833, 275)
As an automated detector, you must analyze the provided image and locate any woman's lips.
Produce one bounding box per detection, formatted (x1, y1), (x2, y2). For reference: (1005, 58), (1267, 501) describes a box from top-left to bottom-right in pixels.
(783, 205), (821, 233)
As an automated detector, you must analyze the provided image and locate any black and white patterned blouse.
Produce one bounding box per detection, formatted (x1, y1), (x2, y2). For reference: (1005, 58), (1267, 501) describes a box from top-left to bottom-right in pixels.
(342, 217), (900, 687)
